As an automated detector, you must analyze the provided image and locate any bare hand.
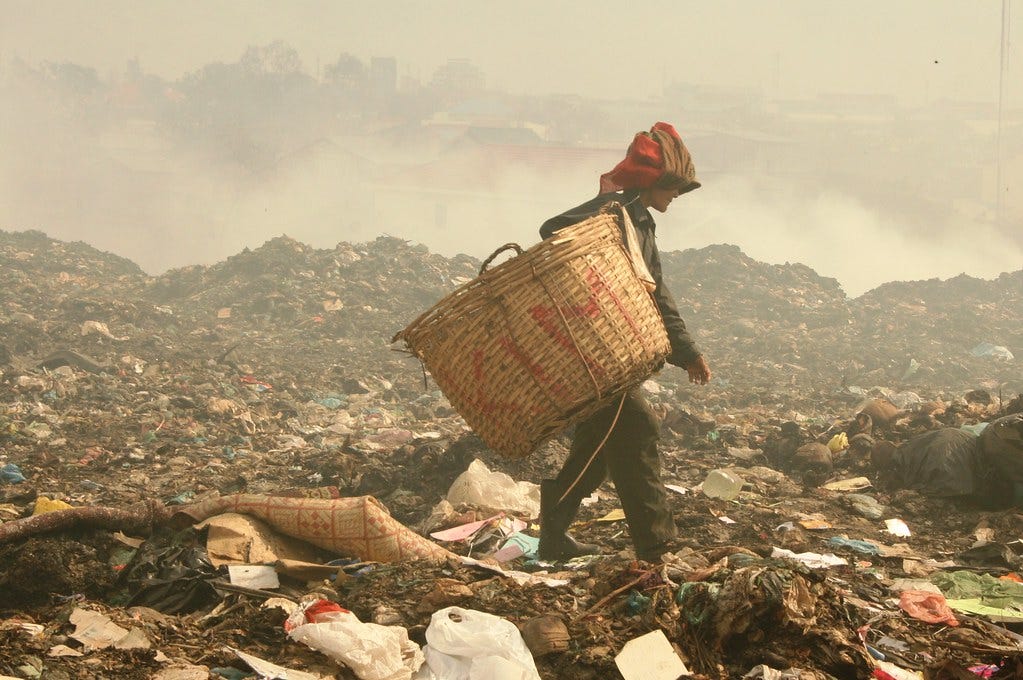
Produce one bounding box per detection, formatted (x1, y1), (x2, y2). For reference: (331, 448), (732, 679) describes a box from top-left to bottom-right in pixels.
(686, 355), (712, 385)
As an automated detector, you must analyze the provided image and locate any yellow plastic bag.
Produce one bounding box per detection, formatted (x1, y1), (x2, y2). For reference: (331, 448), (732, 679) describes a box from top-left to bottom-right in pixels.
(827, 432), (849, 453)
(33, 497), (73, 515)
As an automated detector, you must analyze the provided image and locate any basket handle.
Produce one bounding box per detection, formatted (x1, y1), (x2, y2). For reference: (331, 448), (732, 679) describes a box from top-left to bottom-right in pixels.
(479, 243), (523, 274)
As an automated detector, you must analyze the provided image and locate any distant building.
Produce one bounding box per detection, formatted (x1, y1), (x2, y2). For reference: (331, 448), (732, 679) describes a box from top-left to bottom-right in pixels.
(430, 58), (485, 94)
(370, 57), (397, 95)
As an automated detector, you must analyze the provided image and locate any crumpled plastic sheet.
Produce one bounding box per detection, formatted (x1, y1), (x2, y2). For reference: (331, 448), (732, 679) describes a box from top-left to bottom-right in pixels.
(898, 590), (959, 626)
(287, 602), (424, 680)
(417, 606), (540, 680)
(446, 459), (540, 518)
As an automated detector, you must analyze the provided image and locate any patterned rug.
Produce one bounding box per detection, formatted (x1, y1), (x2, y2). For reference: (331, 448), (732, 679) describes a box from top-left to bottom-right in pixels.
(177, 493), (455, 564)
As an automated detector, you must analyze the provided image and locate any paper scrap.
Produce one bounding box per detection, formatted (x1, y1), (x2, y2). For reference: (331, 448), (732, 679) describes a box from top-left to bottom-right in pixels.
(771, 547), (848, 569)
(429, 514), (503, 542)
(228, 565), (280, 590)
(113, 627), (152, 650)
(113, 531), (145, 548)
(68, 608), (151, 652)
(231, 647), (326, 680)
(822, 477), (872, 492)
(461, 556), (570, 587)
(614, 629), (689, 680)
(499, 516), (529, 536)
(69, 608), (130, 650)
(491, 532), (539, 562)
(872, 660), (925, 679)
(885, 518), (912, 538)
(597, 508), (626, 522)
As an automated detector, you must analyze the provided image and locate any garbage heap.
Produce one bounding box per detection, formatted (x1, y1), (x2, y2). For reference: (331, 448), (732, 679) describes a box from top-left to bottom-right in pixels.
(1, 227), (1023, 680)
(660, 243), (1022, 395)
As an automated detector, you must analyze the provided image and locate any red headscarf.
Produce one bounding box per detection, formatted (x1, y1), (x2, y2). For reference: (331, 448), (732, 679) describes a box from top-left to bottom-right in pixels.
(599, 122), (701, 195)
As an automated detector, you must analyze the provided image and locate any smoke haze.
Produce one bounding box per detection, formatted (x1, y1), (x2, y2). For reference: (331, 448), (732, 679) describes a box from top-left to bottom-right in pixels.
(1, 1), (1021, 298)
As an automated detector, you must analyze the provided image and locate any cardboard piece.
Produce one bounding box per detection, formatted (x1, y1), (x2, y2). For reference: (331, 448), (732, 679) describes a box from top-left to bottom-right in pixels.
(198, 512), (324, 567)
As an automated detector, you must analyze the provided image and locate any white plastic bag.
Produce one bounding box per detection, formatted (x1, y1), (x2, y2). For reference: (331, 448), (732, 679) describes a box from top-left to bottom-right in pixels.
(288, 606), (424, 680)
(446, 460), (540, 518)
(416, 606), (540, 680)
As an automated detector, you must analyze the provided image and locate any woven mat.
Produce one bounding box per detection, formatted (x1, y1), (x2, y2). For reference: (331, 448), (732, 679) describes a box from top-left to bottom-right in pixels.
(176, 493), (455, 564)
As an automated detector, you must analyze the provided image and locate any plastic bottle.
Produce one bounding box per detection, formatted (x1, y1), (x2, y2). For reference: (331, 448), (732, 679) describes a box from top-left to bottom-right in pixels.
(701, 469), (743, 500)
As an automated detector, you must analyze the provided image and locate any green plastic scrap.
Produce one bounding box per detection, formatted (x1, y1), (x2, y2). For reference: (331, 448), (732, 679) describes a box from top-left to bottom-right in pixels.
(931, 570), (1023, 619)
(942, 599), (1023, 621)
(676, 581), (720, 626)
(626, 589), (651, 615)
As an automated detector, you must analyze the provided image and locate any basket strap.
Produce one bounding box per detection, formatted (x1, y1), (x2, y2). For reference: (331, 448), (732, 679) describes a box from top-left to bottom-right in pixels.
(557, 391), (628, 505)
(616, 205), (657, 294)
(529, 263), (603, 400)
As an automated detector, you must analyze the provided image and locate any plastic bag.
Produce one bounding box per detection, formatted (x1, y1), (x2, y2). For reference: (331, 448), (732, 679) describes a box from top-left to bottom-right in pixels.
(416, 606), (540, 680)
(287, 600), (424, 680)
(970, 343), (1014, 360)
(827, 432), (849, 453)
(446, 460), (540, 518)
(898, 590), (959, 626)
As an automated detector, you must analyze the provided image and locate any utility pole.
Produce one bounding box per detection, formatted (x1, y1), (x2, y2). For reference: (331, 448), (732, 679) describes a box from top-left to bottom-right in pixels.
(996, 0), (1011, 228)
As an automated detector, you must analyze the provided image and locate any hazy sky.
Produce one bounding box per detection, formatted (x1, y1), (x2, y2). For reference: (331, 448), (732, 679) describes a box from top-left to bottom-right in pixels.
(2, 0), (1019, 104)
(1, 1), (1021, 297)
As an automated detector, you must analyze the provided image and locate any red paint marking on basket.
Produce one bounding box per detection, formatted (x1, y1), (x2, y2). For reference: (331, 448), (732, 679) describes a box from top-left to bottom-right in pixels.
(585, 266), (644, 343)
(497, 336), (573, 402)
(456, 349), (521, 415)
(431, 347), (541, 418)
(528, 303), (606, 378)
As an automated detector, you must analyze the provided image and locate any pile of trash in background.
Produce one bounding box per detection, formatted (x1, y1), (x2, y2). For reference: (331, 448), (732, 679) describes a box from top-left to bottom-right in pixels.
(1, 227), (1022, 679)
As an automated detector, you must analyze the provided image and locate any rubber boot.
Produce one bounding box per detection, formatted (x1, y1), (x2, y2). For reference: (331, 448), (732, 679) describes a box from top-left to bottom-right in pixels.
(635, 541), (670, 563)
(538, 480), (599, 560)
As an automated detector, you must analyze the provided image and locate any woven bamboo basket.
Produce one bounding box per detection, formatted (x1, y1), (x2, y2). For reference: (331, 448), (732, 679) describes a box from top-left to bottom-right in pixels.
(392, 207), (670, 458)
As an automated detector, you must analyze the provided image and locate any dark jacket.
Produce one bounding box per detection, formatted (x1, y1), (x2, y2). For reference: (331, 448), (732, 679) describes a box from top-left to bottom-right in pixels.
(540, 190), (702, 368)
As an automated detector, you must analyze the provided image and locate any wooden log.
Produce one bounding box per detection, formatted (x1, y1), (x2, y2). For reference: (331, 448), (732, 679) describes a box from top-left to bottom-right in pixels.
(0, 500), (172, 544)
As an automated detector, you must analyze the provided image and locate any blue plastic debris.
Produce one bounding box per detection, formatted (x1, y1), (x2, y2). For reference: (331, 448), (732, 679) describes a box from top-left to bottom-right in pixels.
(970, 342), (1014, 360)
(827, 536), (880, 555)
(1, 463), (26, 484)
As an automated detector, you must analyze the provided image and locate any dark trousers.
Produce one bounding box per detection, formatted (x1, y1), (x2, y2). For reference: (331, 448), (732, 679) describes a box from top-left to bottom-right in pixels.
(549, 388), (677, 555)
